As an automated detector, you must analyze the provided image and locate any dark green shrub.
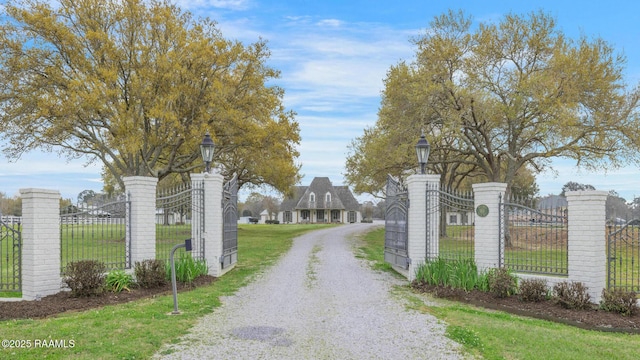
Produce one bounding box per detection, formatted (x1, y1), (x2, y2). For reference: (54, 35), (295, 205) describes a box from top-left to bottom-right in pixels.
(487, 268), (518, 298)
(134, 259), (167, 288)
(600, 288), (639, 316)
(553, 281), (592, 310)
(265, 219), (280, 224)
(62, 260), (106, 297)
(105, 270), (133, 293)
(518, 278), (548, 302)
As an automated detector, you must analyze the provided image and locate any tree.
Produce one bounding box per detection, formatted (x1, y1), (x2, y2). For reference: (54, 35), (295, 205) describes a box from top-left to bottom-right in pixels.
(0, 0), (300, 193)
(606, 190), (630, 222)
(560, 181), (595, 197)
(77, 190), (97, 206)
(345, 10), (640, 197)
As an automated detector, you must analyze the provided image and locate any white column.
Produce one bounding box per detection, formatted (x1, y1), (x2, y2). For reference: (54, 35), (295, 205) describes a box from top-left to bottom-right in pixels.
(123, 176), (158, 265)
(566, 190), (608, 303)
(472, 182), (507, 272)
(194, 171), (226, 277)
(406, 174), (439, 281)
(20, 188), (61, 301)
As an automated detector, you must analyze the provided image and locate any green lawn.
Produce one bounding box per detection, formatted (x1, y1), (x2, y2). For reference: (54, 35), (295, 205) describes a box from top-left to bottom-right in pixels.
(357, 227), (640, 360)
(0, 223), (332, 359)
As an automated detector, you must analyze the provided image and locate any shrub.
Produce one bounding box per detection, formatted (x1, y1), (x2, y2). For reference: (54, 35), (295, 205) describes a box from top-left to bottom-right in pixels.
(134, 259), (167, 288)
(167, 254), (208, 284)
(553, 281), (592, 310)
(265, 219), (280, 224)
(414, 258), (484, 291)
(487, 268), (518, 298)
(476, 270), (490, 292)
(449, 259), (479, 291)
(105, 270), (133, 293)
(600, 288), (639, 316)
(62, 260), (106, 297)
(518, 278), (548, 302)
(414, 258), (449, 287)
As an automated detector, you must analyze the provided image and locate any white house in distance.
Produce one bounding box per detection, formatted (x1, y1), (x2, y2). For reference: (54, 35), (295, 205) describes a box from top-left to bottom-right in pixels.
(278, 177), (361, 224)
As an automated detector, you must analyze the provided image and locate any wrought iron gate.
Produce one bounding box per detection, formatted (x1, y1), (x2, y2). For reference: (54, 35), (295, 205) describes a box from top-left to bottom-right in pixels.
(607, 219), (640, 293)
(221, 174), (238, 269)
(384, 175), (409, 269)
(0, 212), (21, 292)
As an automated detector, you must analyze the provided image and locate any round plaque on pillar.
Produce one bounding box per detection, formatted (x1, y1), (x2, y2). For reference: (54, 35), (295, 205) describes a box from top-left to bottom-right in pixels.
(476, 204), (489, 217)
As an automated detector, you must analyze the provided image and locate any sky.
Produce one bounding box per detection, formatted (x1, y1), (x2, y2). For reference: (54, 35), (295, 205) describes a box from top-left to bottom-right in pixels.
(1, 0), (640, 203)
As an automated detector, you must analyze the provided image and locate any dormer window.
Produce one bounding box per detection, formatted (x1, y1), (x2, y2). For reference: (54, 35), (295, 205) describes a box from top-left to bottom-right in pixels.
(310, 193), (315, 202)
(326, 193), (331, 203)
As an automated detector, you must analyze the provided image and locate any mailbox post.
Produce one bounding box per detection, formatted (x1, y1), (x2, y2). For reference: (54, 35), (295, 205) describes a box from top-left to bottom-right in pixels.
(170, 238), (192, 314)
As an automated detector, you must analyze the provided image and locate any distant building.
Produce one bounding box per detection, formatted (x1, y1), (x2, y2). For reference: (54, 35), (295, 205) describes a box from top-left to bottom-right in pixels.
(278, 177), (361, 223)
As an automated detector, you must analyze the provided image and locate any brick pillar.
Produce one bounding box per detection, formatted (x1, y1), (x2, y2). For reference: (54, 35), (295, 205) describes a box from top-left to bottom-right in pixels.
(566, 190), (608, 303)
(123, 176), (158, 265)
(472, 182), (507, 272)
(20, 188), (61, 301)
(193, 171), (226, 277)
(406, 174), (439, 281)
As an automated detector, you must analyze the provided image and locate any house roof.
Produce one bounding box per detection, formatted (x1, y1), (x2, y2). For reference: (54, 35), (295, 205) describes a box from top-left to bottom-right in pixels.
(280, 177), (360, 211)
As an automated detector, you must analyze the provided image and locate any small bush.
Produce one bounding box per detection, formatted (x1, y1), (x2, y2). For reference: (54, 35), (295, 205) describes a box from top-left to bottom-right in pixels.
(62, 260), (106, 297)
(167, 254), (208, 284)
(265, 219), (280, 224)
(449, 259), (479, 291)
(476, 270), (490, 292)
(134, 259), (167, 288)
(518, 278), (548, 302)
(487, 268), (518, 298)
(105, 270), (133, 293)
(414, 258), (449, 287)
(600, 288), (639, 316)
(553, 281), (592, 310)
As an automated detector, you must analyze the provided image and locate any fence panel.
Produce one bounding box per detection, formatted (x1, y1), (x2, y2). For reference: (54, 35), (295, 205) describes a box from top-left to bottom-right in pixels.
(607, 219), (640, 293)
(0, 214), (21, 292)
(431, 187), (474, 262)
(156, 182), (204, 262)
(60, 195), (131, 272)
(500, 195), (568, 275)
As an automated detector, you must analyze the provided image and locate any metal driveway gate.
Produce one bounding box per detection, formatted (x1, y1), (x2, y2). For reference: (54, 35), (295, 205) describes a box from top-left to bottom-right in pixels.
(221, 174), (238, 269)
(607, 219), (640, 293)
(384, 175), (409, 269)
(0, 213), (21, 292)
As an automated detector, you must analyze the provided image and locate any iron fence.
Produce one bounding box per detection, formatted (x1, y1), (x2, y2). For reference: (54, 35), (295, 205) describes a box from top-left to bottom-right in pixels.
(60, 194), (131, 272)
(431, 186), (475, 262)
(0, 214), (21, 292)
(156, 181), (204, 262)
(607, 219), (640, 293)
(500, 194), (568, 275)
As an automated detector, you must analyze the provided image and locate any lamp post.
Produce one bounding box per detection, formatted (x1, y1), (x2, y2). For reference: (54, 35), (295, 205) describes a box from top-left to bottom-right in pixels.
(200, 132), (215, 173)
(415, 130), (430, 175)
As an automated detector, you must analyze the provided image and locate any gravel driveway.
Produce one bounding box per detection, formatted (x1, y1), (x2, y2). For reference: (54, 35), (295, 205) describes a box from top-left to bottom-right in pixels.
(155, 223), (465, 359)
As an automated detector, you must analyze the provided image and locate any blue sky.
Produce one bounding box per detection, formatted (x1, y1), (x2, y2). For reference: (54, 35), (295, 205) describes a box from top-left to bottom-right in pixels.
(1, 0), (640, 202)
